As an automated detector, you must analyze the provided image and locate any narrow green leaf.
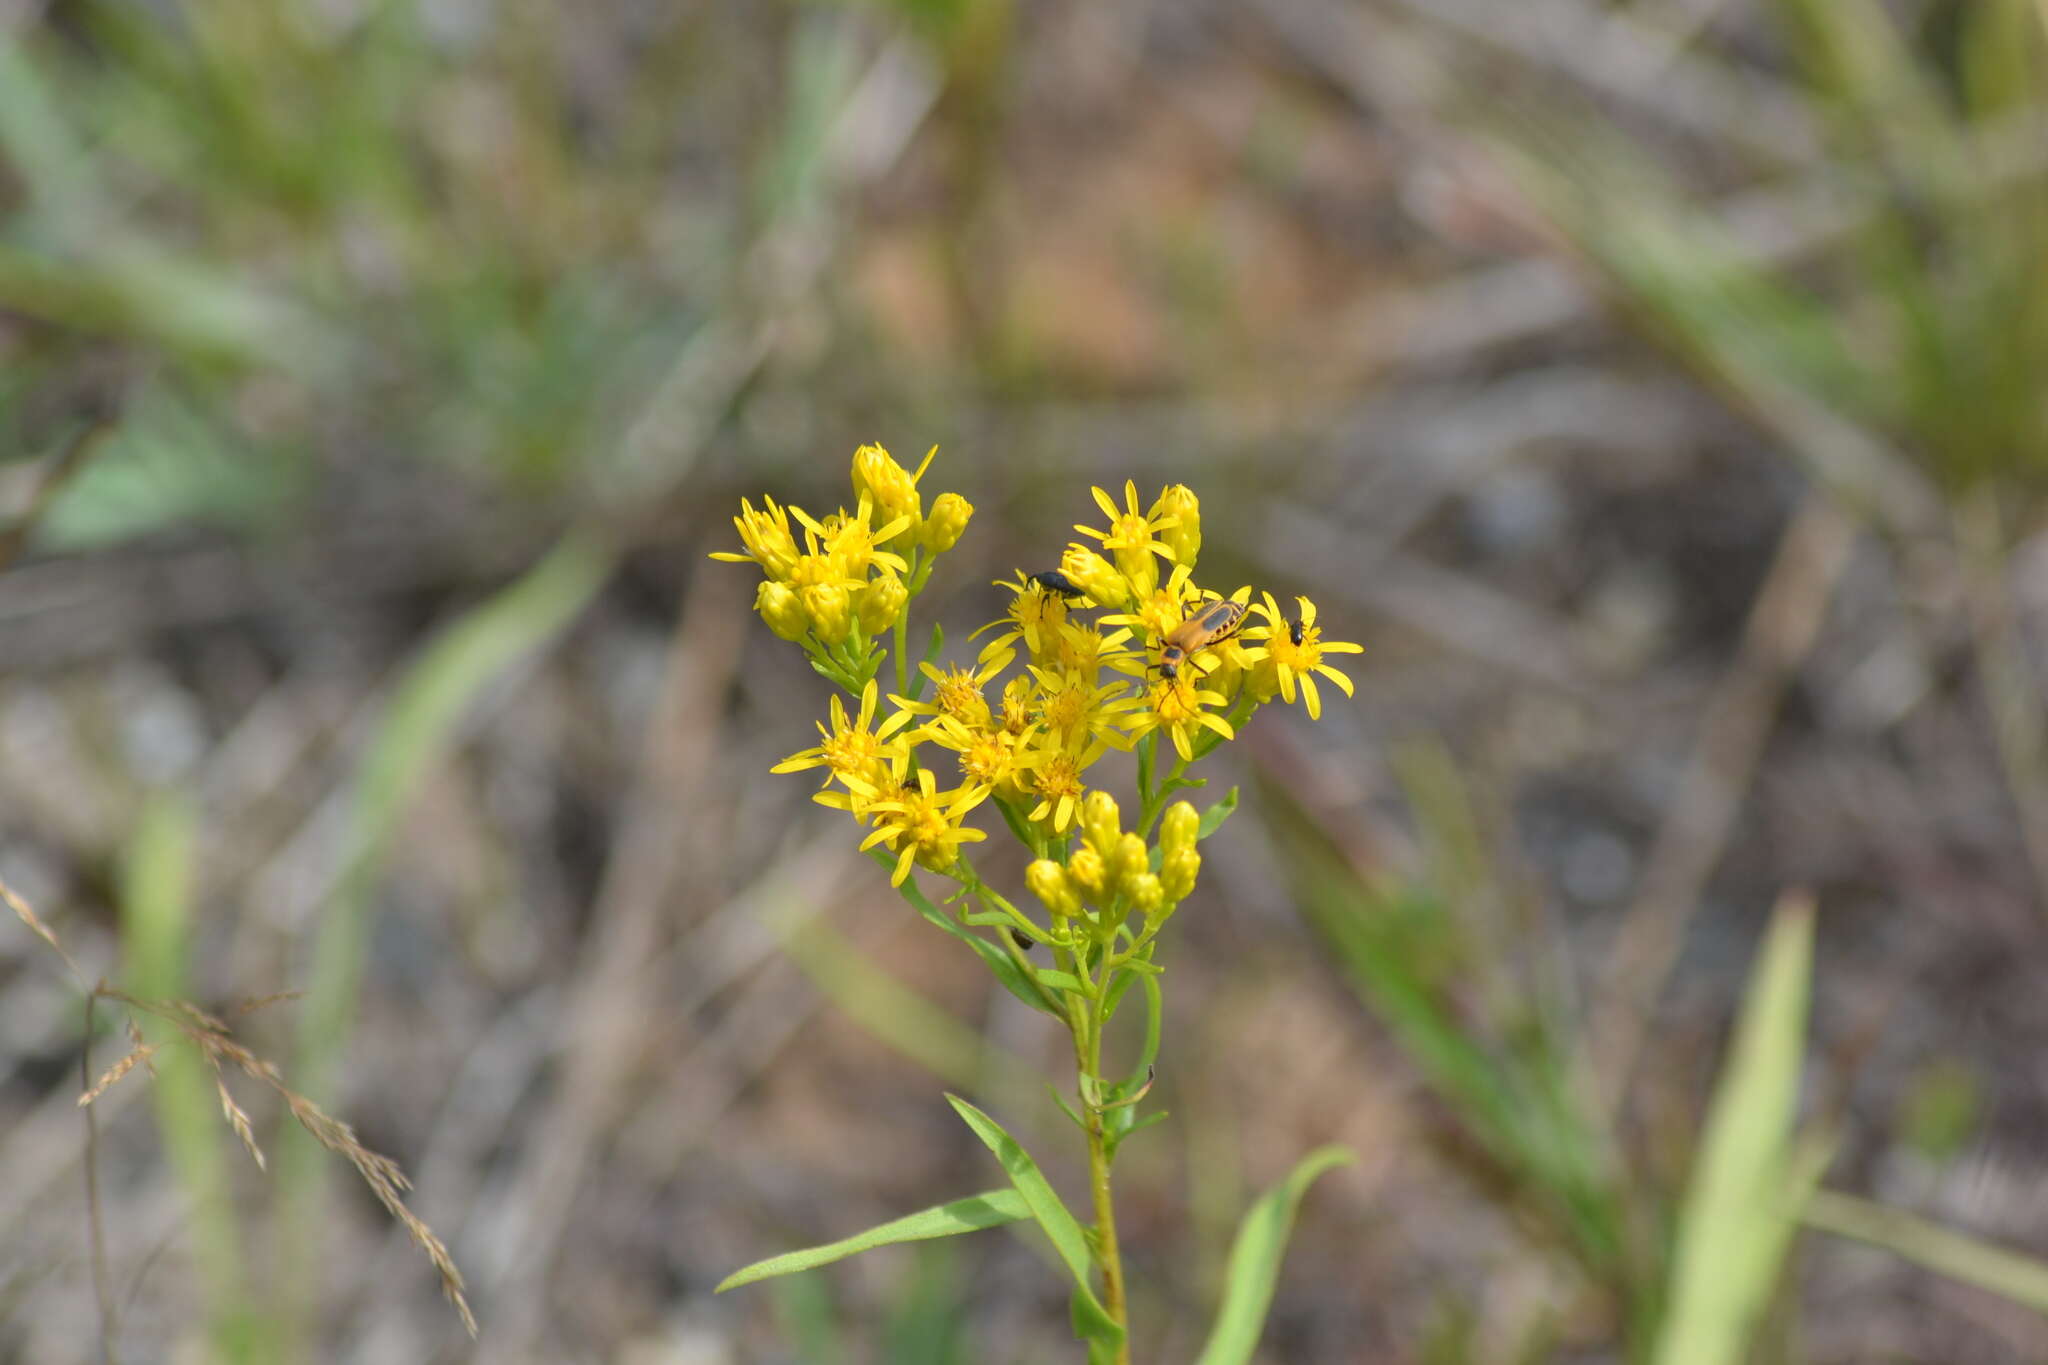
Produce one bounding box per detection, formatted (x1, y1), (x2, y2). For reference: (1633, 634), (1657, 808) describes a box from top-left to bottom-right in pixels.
(881, 854), (1057, 1015)
(1805, 1188), (2048, 1314)
(1194, 1145), (1355, 1365)
(717, 1189), (1030, 1292)
(1034, 969), (1083, 994)
(1651, 894), (1816, 1365)
(1074, 1289), (1125, 1359)
(1197, 787), (1239, 840)
(945, 1094), (1114, 1331)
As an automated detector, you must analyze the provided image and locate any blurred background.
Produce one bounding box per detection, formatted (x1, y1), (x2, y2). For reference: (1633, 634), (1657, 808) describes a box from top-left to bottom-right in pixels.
(6, 0), (2048, 1361)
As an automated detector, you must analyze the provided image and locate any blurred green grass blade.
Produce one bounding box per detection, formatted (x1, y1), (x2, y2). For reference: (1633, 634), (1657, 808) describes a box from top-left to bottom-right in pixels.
(276, 532), (610, 1344)
(1192, 1145), (1354, 1365)
(121, 792), (260, 1361)
(944, 1093), (1116, 1336)
(1651, 895), (1816, 1365)
(295, 530), (613, 1097)
(1289, 831), (1627, 1278)
(717, 1189), (1029, 1292)
(1804, 1189), (2048, 1314)
(778, 918), (1017, 1090)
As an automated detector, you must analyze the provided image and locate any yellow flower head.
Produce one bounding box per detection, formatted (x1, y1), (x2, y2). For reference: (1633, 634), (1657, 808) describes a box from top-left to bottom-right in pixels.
(926, 716), (1045, 797)
(771, 680), (913, 804)
(754, 581), (809, 642)
(1025, 750), (1093, 834)
(974, 572), (1073, 663)
(1075, 480), (1179, 599)
(998, 675), (1037, 736)
(1126, 678), (1235, 762)
(793, 497), (911, 583)
(1150, 484), (1201, 567)
(923, 491), (974, 553)
(1249, 593), (1361, 721)
(1058, 545), (1128, 609)
(851, 443), (934, 543)
(1029, 663), (1138, 756)
(709, 496), (801, 580)
(895, 655), (1006, 734)
(859, 768), (990, 886)
(857, 569), (910, 637)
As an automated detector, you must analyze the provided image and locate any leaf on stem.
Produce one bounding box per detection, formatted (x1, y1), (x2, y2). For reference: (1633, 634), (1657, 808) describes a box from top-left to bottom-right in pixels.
(878, 852), (1058, 1015)
(1193, 1145), (1355, 1365)
(1197, 787), (1239, 840)
(716, 1189), (1030, 1292)
(945, 1094), (1117, 1334)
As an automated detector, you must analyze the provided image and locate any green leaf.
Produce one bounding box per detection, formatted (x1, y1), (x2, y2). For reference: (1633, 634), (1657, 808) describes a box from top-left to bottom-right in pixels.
(1651, 894), (1817, 1365)
(1197, 787), (1239, 840)
(880, 853), (1057, 1015)
(1194, 1145), (1355, 1365)
(945, 1095), (1115, 1333)
(1034, 969), (1084, 994)
(717, 1189), (1030, 1292)
(1804, 1188), (2048, 1315)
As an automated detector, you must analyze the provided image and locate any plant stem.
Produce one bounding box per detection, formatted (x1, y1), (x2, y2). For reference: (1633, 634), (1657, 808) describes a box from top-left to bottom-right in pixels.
(1073, 987), (1130, 1362)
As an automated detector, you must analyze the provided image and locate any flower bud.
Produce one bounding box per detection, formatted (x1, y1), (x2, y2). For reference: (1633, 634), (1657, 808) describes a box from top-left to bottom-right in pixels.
(1160, 847), (1200, 903)
(1059, 545), (1128, 609)
(1126, 872), (1165, 917)
(755, 580), (809, 642)
(923, 492), (973, 553)
(733, 498), (800, 580)
(1152, 484), (1201, 567)
(801, 583), (852, 645)
(1113, 542), (1158, 602)
(1159, 800), (1199, 858)
(1026, 859), (1080, 918)
(1109, 832), (1149, 896)
(1067, 845), (1107, 898)
(1080, 790), (1121, 855)
(852, 443), (922, 533)
(857, 570), (909, 636)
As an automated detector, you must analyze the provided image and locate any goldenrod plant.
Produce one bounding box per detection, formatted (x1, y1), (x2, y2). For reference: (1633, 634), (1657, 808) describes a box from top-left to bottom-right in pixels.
(712, 444), (1360, 1363)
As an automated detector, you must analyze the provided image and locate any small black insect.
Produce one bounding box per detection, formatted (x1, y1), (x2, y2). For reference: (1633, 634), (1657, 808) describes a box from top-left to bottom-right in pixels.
(1288, 616), (1306, 647)
(1028, 570), (1088, 599)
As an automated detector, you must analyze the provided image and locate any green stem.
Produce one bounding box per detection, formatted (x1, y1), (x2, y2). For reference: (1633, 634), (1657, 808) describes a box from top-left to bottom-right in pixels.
(1073, 988), (1130, 1362)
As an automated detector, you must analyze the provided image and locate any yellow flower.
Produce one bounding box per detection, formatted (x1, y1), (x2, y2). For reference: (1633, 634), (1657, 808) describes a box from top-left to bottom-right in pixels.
(925, 716), (1046, 796)
(859, 768), (990, 886)
(709, 496), (801, 580)
(923, 491), (973, 553)
(792, 497), (911, 581)
(973, 571), (1072, 663)
(1046, 616), (1135, 675)
(1025, 750), (1092, 833)
(851, 443), (934, 543)
(1125, 678), (1235, 762)
(1249, 593), (1361, 721)
(754, 581), (809, 642)
(1058, 545), (1129, 609)
(1150, 484), (1201, 567)
(1074, 480), (1180, 598)
(997, 675), (1037, 736)
(894, 655), (1007, 734)
(1029, 663), (1138, 756)
(857, 569), (910, 636)
(771, 681), (914, 805)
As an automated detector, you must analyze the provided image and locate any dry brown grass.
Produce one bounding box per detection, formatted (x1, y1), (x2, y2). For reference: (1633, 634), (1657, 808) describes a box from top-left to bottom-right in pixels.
(3, 872), (478, 1341)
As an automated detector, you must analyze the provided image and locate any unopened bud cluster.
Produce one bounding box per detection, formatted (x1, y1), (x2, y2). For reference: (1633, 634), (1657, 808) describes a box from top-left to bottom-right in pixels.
(1024, 791), (1201, 943)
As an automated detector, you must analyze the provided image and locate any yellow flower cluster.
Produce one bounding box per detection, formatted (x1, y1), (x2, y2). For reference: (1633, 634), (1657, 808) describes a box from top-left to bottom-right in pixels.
(716, 451), (1361, 907)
